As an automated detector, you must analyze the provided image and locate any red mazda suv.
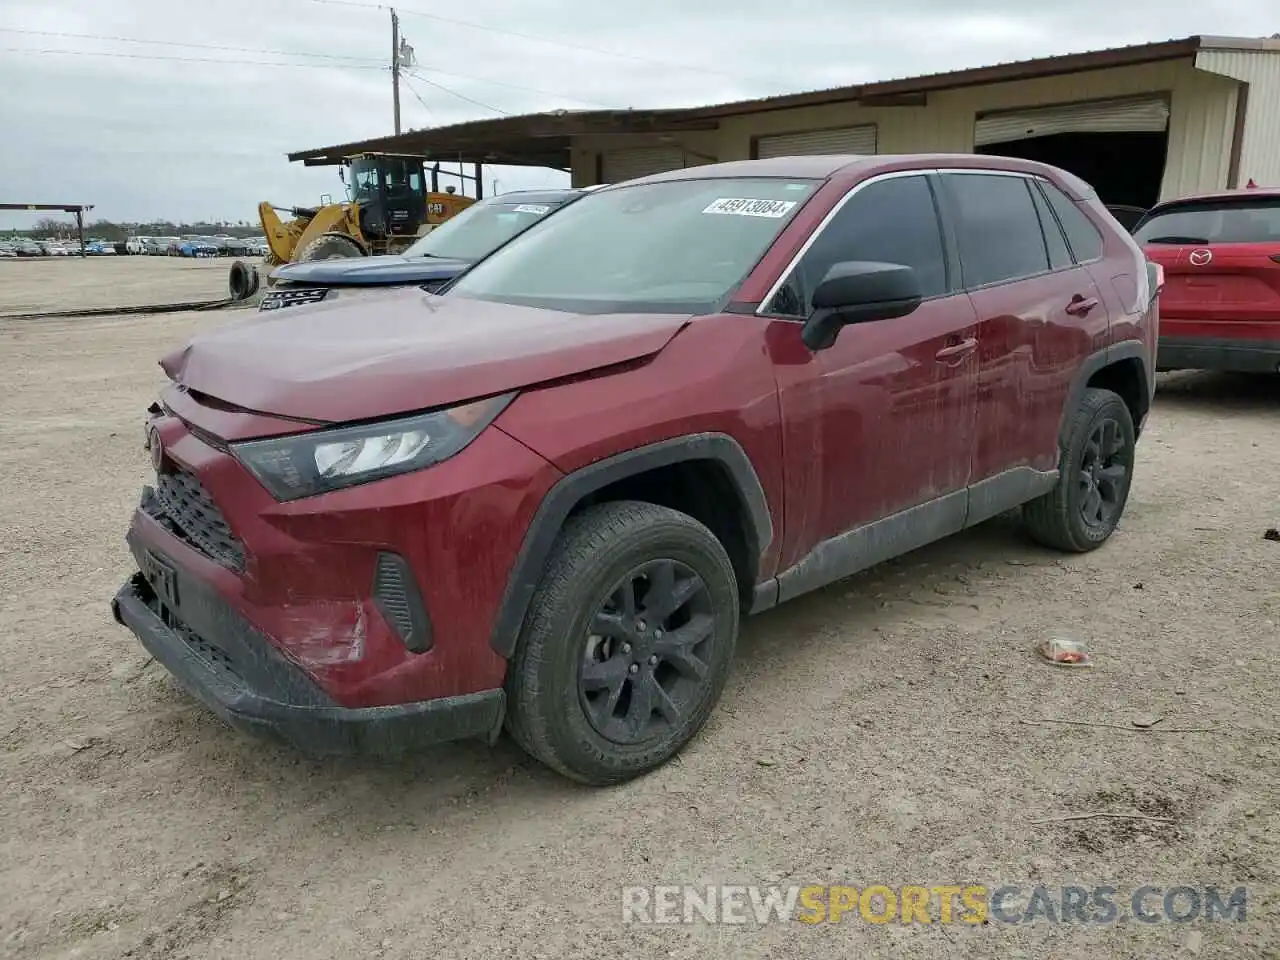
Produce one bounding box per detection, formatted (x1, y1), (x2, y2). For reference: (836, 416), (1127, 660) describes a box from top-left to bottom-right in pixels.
(1134, 187), (1280, 373)
(113, 154), (1159, 784)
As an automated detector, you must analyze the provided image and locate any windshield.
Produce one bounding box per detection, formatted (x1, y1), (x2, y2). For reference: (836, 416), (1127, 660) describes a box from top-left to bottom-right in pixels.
(402, 197), (565, 261)
(447, 177), (818, 314)
(1134, 199), (1280, 244)
(348, 156), (423, 203)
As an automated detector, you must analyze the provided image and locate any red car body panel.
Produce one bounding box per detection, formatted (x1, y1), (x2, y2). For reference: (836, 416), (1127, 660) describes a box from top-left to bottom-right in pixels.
(160, 291), (693, 425)
(1138, 188), (1280, 372)
(1146, 243), (1280, 338)
(139, 392), (562, 706)
(111, 153), (1157, 754)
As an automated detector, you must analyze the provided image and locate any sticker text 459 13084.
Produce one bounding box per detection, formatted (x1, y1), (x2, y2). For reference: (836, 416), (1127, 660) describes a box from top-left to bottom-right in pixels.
(702, 198), (798, 218)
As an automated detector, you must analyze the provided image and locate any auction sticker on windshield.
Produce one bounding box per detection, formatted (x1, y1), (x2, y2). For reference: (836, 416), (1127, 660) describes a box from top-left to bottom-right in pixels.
(702, 198), (798, 218)
(513, 204), (551, 215)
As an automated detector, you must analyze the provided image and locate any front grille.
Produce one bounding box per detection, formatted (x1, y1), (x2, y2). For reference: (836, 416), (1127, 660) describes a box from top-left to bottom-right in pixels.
(144, 467), (245, 571)
(258, 286), (329, 312)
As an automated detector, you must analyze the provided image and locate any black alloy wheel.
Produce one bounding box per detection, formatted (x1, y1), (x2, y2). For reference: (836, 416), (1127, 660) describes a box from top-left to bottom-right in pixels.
(578, 559), (715, 745)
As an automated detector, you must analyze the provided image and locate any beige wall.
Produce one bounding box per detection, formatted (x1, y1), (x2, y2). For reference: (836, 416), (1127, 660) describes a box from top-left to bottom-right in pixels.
(1197, 48), (1280, 189)
(570, 58), (1242, 200)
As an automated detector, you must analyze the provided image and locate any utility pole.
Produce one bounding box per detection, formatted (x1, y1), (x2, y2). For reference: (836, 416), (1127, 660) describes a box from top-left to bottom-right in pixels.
(390, 8), (402, 135)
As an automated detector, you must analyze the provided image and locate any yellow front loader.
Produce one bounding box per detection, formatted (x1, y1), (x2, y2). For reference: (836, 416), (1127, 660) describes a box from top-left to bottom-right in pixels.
(258, 153), (476, 265)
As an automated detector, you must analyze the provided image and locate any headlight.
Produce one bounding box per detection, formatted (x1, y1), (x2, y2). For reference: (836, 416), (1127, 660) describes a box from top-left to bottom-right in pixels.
(232, 393), (515, 501)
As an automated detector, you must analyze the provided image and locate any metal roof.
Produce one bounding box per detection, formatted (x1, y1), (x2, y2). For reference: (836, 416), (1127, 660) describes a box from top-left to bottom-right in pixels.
(0, 202), (94, 213)
(290, 34), (1280, 169)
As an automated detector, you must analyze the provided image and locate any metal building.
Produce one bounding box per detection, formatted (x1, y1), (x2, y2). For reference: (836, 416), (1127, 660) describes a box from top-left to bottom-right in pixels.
(292, 35), (1280, 209)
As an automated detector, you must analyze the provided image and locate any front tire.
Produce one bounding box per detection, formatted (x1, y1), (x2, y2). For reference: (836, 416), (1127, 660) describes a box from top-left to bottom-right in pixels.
(1023, 387), (1135, 552)
(505, 501), (740, 785)
(295, 233), (363, 262)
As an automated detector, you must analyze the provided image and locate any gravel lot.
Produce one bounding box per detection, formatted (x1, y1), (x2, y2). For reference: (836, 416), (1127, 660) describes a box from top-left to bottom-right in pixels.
(1, 259), (1277, 959)
(0, 257), (233, 316)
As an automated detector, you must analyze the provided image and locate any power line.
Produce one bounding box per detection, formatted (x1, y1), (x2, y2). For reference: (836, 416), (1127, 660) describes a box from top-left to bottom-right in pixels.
(400, 74), (434, 123)
(415, 64), (616, 109)
(1, 46), (386, 70)
(406, 70), (509, 117)
(3, 26), (618, 108)
(0, 26), (383, 62)
(296, 0), (754, 81)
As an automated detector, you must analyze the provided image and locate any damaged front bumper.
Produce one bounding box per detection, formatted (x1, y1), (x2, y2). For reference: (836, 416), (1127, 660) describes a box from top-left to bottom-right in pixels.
(111, 566), (505, 757)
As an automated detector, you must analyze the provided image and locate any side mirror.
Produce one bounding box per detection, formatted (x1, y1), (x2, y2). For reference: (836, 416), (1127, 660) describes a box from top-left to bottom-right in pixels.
(801, 261), (923, 351)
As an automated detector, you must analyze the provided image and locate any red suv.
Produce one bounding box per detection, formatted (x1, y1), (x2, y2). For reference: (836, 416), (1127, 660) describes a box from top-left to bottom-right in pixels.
(113, 154), (1158, 784)
(1134, 187), (1280, 373)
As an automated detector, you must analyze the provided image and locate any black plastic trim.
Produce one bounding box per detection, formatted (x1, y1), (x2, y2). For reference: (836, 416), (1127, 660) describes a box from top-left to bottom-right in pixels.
(966, 465), (1059, 527)
(755, 464), (1058, 608)
(490, 433), (774, 657)
(1157, 336), (1280, 374)
(372, 552), (434, 654)
(773, 491), (967, 603)
(112, 574), (503, 755)
(1059, 339), (1152, 446)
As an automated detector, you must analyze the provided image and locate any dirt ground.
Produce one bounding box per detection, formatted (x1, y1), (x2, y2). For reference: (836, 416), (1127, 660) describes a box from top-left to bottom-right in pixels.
(1, 259), (1277, 959)
(0, 257), (234, 316)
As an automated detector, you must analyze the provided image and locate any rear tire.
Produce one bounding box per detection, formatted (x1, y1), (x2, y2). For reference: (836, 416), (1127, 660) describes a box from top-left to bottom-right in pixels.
(295, 233), (364, 262)
(1023, 387), (1135, 552)
(505, 501), (739, 785)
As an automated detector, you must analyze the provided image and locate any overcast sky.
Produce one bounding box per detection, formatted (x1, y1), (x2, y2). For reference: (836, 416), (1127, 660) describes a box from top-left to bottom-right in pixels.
(1, 0), (1274, 228)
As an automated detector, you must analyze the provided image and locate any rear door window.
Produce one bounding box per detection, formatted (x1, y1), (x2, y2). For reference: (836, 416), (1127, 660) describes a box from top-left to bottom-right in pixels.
(944, 173), (1049, 288)
(1134, 199), (1280, 245)
(1041, 182), (1105, 262)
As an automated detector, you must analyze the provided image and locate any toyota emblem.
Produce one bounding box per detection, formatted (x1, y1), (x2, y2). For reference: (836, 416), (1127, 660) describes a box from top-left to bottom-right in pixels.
(1189, 248), (1213, 266)
(148, 425), (165, 471)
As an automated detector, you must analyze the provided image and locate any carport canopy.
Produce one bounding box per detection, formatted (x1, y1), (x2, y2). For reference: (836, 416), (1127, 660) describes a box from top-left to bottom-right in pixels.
(288, 110), (720, 169)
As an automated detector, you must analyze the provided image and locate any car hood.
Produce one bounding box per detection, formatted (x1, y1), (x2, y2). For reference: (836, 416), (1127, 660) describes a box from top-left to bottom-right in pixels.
(159, 287), (691, 424)
(271, 255), (472, 287)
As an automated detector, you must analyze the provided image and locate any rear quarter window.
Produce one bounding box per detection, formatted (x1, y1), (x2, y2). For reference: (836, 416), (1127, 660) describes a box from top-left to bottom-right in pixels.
(1133, 199), (1280, 245)
(1040, 181), (1105, 263)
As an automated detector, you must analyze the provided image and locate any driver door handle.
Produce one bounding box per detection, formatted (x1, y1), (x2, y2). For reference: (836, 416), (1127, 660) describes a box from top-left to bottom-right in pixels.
(935, 337), (978, 362)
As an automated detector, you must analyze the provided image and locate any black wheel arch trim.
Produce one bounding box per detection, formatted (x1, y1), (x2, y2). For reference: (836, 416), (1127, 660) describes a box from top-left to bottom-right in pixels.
(1059, 339), (1152, 446)
(490, 432), (774, 657)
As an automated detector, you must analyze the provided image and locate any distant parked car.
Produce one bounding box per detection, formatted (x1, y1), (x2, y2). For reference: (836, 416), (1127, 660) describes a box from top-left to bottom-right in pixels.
(1135, 186), (1280, 373)
(15, 240), (45, 257)
(261, 188), (586, 312)
(169, 238), (218, 258)
(0, 244), (16, 259)
(41, 242), (69, 256)
(126, 237), (152, 255)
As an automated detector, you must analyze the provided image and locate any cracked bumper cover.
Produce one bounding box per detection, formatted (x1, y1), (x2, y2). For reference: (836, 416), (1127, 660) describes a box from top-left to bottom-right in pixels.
(111, 572), (505, 757)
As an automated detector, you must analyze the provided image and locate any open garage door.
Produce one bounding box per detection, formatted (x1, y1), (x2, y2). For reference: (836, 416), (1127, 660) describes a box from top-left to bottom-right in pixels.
(602, 146), (686, 183)
(756, 124), (877, 158)
(975, 95), (1170, 209)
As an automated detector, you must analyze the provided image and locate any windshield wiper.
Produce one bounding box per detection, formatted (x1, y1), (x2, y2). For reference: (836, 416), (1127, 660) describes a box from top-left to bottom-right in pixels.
(1144, 235), (1209, 244)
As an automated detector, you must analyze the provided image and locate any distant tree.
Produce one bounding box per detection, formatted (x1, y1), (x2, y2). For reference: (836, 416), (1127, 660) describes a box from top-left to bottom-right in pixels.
(31, 217), (74, 238)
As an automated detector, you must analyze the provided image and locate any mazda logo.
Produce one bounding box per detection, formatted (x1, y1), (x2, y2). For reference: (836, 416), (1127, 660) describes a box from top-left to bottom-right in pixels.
(1189, 248), (1213, 266)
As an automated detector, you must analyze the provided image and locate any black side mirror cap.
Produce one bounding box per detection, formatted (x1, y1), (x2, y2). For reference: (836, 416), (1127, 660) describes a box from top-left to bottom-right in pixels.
(801, 261), (923, 351)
